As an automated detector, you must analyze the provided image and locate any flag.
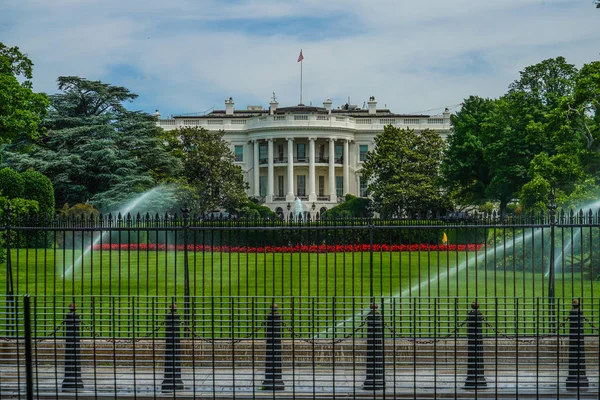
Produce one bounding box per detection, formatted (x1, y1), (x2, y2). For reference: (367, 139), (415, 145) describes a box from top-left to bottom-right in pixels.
(297, 50), (304, 62)
(442, 232), (448, 244)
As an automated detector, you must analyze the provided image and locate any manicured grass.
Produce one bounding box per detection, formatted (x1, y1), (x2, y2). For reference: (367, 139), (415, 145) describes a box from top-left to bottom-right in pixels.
(2, 248), (599, 337)
(3, 248), (599, 299)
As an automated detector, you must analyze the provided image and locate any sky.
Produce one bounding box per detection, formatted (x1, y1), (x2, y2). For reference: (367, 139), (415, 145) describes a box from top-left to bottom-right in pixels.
(1, 0), (598, 117)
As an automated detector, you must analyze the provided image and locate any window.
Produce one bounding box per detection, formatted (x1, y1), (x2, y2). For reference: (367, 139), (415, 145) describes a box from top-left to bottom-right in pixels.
(359, 145), (368, 162)
(359, 176), (368, 197)
(278, 176), (284, 196)
(278, 144), (284, 161)
(297, 175), (306, 196)
(297, 143), (306, 161)
(318, 176), (325, 196)
(234, 145), (244, 162)
(259, 144), (267, 163)
(319, 144), (325, 162)
(335, 144), (343, 162)
(336, 176), (343, 197)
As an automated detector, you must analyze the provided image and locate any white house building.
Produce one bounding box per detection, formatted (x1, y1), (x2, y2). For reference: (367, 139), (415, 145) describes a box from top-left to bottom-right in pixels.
(156, 96), (451, 217)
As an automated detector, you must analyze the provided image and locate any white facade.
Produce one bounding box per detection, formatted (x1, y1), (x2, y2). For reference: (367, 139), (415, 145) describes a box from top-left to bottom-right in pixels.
(156, 97), (451, 217)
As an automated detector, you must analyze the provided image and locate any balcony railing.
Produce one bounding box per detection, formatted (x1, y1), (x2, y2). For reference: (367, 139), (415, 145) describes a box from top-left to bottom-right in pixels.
(294, 157), (309, 163)
(157, 114), (451, 132)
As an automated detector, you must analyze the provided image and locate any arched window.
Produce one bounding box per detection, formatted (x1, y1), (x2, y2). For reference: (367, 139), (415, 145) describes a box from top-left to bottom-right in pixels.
(320, 207), (328, 215)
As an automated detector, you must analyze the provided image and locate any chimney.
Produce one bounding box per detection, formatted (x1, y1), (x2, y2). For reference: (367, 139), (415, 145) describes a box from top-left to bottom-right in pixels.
(269, 100), (279, 115)
(367, 96), (377, 115)
(323, 99), (332, 114)
(225, 97), (234, 115)
(443, 107), (451, 120)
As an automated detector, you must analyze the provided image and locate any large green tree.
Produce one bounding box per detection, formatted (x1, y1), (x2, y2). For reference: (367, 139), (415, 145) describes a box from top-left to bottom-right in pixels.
(442, 57), (580, 215)
(162, 126), (247, 213)
(361, 126), (447, 218)
(0, 43), (48, 145)
(2, 76), (181, 211)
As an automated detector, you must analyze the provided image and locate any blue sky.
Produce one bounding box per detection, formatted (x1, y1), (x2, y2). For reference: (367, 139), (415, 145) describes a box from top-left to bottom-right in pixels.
(1, 0), (598, 117)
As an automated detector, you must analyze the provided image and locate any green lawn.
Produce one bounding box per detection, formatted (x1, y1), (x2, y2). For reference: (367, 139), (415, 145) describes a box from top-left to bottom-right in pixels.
(2, 248), (599, 337)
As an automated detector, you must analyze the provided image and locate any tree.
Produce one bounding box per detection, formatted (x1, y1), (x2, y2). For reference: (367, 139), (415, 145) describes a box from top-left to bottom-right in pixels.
(0, 42), (48, 145)
(0, 167), (24, 198)
(162, 126), (247, 213)
(361, 126), (447, 218)
(2, 76), (181, 211)
(441, 96), (495, 207)
(21, 169), (55, 216)
(518, 61), (600, 211)
(443, 58), (580, 215)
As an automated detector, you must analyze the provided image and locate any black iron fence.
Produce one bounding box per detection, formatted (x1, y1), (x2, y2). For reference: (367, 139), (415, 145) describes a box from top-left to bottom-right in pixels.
(0, 295), (599, 398)
(2, 206), (600, 397)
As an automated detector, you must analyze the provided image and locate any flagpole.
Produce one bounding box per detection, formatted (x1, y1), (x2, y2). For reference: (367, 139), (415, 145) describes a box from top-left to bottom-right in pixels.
(300, 50), (303, 105)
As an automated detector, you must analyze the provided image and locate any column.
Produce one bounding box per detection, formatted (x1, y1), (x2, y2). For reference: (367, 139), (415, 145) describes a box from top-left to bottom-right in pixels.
(328, 138), (336, 201)
(253, 141), (260, 198)
(343, 139), (349, 196)
(286, 137), (295, 201)
(267, 139), (274, 202)
(308, 138), (316, 202)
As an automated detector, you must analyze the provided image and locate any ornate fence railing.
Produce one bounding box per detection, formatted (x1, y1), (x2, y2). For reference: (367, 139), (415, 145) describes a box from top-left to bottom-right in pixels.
(2, 207), (600, 397)
(0, 295), (598, 398)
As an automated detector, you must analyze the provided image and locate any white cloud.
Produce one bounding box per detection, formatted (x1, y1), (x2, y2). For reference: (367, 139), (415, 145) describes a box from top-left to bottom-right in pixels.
(1, 0), (597, 116)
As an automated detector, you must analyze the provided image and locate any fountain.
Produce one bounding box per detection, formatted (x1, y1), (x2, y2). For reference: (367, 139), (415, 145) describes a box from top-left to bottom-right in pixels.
(294, 197), (304, 221)
(62, 184), (178, 279)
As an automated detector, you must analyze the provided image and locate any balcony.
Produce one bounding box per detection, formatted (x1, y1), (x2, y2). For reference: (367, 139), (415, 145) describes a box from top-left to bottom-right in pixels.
(294, 157), (309, 163)
(274, 156), (287, 164)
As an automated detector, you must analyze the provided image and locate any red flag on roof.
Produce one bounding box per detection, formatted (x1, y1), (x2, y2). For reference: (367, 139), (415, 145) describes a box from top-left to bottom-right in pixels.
(297, 50), (304, 62)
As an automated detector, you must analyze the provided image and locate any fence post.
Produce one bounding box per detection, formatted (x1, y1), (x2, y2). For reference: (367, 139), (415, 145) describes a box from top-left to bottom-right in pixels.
(548, 193), (556, 330)
(24, 295), (33, 400)
(566, 299), (589, 388)
(182, 207), (191, 334)
(464, 302), (487, 389)
(4, 205), (16, 337)
(262, 303), (284, 391)
(162, 303), (184, 392)
(62, 303), (84, 392)
(362, 302), (385, 391)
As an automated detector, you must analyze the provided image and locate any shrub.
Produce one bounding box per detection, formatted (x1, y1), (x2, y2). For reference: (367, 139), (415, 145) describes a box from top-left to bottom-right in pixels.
(237, 199), (278, 219)
(0, 167), (24, 199)
(321, 194), (371, 218)
(58, 203), (100, 220)
(21, 169), (55, 216)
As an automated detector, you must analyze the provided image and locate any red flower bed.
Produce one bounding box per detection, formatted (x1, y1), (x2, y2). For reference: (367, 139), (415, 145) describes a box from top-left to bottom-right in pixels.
(93, 243), (484, 253)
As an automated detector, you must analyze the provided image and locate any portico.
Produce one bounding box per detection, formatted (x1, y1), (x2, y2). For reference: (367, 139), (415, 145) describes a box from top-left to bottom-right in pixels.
(252, 137), (350, 204)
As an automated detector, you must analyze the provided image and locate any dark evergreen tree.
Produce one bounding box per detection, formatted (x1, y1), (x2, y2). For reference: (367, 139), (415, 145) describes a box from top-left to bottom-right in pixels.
(2, 76), (181, 211)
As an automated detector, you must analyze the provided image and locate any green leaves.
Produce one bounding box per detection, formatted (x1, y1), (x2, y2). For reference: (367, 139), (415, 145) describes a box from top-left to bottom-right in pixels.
(2, 77), (181, 211)
(362, 126), (446, 217)
(0, 42), (48, 145)
(162, 127), (247, 213)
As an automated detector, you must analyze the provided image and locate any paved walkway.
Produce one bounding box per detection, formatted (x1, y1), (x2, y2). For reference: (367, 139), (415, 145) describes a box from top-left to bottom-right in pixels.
(1, 366), (598, 399)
